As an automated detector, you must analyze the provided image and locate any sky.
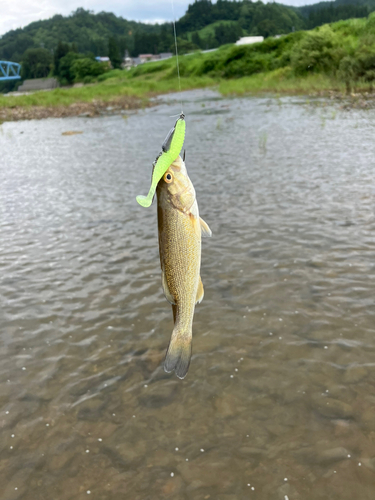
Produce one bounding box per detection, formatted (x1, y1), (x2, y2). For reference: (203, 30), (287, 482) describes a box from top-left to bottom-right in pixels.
(0, 0), (318, 38)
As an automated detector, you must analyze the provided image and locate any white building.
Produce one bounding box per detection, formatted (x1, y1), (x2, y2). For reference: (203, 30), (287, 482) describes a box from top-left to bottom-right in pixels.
(235, 36), (264, 46)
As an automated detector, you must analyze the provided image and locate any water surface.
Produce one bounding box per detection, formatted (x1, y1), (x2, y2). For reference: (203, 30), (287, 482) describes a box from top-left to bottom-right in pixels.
(1, 90), (375, 499)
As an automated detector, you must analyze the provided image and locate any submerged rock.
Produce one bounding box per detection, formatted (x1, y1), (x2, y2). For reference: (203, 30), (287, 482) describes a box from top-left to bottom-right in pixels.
(343, 365), (368, 384)
(295, 446), (350, 465)
(313, 397), (353, 419)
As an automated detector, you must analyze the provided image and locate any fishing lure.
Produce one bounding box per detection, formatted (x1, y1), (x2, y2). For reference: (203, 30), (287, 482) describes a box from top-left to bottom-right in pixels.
(136, 113), (186, 208)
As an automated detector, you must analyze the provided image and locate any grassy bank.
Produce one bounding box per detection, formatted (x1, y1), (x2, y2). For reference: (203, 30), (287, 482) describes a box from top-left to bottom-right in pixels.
(1, 14), (375, 121)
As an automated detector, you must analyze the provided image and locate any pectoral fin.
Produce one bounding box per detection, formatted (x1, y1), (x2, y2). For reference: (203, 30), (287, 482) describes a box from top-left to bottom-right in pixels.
(162, 271), (176, 304)
(200, 217), (212, 237)
(196, 277), (204, 304)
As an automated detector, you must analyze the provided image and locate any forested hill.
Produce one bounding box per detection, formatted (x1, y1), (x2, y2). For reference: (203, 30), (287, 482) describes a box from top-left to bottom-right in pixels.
(297, 0), (374, 26)
(0, 8), (157, 61)
(0, 0), (374, 64)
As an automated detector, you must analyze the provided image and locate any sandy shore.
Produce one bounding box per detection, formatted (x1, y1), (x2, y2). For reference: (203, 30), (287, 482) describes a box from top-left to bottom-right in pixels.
(1, 89), (375, 123)
(0, 95), (149, 122)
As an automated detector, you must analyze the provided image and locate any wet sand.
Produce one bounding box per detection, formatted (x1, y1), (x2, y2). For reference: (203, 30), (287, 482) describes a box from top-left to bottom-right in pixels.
(0, 95), (147, 122)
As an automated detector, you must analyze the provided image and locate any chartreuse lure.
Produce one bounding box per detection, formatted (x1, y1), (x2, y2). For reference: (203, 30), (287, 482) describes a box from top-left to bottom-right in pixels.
(136, 114), (186, 208)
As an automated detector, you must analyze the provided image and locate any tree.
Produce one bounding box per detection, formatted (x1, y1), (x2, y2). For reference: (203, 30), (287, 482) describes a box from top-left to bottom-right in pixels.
(71, 57), (108, 82)
(170, 37), (198, 55)
(54, 41), (70, 75)
(21, 48), (53, 79)
(108, 37), (122, 69)
(191, 31), (203, 49)
(58, 52), (80, 83)
(256, 19), (278, 38)
(214, 22), (242, 45)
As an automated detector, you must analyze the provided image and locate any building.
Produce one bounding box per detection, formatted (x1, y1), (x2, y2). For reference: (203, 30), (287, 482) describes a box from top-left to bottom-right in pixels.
(122, 57), (135, 70)
(95, 56), (110, 63)
(235, 36), (264, 46)
(139, 54), (154, 64)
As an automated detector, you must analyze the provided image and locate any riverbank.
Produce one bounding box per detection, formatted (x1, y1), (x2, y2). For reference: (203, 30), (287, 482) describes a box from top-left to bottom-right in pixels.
(0, 76), (214, 122)
(1, 75), (374, 122)
(0, 95), (146, 122)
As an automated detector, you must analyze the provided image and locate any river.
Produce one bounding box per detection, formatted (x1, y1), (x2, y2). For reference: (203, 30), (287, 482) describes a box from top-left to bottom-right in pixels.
(0, 89), (374, 499)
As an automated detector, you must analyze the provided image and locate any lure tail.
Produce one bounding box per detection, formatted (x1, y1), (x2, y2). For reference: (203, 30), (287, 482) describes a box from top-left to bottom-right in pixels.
(164, 328), (192, 379)
(136, 114), (185, 208)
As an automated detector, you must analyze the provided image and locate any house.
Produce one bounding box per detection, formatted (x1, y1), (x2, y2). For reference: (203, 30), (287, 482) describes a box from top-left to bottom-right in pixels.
(122, 57), (135, 70)
(235, 36), (264, 46)
(139, 54), (154, 64)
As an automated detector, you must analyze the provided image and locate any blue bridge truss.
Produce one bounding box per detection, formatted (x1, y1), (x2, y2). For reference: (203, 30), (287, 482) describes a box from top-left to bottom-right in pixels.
(0, 61), (21, 81)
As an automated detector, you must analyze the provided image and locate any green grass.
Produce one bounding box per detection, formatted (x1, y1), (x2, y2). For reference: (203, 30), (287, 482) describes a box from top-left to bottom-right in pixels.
(189, 20), (239, 41)
(218, 67), (343, 94)
(0, 74), (215, 109)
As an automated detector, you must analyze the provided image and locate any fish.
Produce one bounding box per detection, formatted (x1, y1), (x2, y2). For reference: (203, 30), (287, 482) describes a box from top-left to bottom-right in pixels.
(156, 154), (212, 379)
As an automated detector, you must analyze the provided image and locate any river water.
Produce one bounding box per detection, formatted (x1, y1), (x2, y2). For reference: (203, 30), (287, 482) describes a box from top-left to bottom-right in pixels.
(0, 90), (374, 499)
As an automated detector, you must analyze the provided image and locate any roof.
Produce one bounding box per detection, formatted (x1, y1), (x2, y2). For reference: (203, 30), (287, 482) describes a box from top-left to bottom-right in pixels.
(235, 36), (264, 46)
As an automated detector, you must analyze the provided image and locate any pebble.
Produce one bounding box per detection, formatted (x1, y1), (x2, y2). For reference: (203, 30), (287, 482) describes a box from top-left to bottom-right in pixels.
(361, 406), (375, 430)
(343, 365), (368, 384)
(361, 458), (375, 471)
(296, 446), (350, 465)
(314, 397), (353, 419)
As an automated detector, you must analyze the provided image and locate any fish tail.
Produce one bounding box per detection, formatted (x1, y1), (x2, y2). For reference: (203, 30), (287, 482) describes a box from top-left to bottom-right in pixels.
(164, 329), (192, 379)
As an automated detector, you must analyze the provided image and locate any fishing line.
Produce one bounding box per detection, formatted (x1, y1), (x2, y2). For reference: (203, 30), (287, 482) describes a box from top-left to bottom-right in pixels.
(171, 0), (183, 114)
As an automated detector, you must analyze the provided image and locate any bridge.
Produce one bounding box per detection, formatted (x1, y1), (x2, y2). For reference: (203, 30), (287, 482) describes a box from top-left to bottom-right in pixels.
(0, 61), (21, 81)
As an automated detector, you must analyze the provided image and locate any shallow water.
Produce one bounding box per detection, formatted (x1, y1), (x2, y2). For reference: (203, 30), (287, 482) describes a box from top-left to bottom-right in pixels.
(0, 90), (375, 500)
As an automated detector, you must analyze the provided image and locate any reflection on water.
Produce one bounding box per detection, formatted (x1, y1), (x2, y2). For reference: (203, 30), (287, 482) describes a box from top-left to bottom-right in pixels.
(0, 90), (375, 499)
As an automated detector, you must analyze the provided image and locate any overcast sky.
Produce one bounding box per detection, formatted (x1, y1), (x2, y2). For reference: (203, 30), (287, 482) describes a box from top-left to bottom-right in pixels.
(0, 0), (317, 37)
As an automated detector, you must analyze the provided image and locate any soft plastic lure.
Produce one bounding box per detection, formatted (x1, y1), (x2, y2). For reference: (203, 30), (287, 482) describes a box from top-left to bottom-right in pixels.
(136, 113), (186, 208)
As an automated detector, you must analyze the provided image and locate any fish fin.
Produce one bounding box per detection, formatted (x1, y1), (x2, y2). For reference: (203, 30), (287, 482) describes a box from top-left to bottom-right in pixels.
(162, 271), (176, 305)
(199, 217), (212, 237)
(190, 199), (199, 218)
(192, 216), (202, 238)
(196, 277), (204, 304)
(189, 200), (201, 238)
(164, 331), (192, 379)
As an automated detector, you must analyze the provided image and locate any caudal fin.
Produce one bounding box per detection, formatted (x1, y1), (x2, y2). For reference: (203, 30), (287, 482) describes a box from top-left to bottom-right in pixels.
(164, 331), (192, 379)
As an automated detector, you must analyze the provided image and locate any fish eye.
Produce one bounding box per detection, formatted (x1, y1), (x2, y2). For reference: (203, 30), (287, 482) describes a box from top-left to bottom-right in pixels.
(164, 172), (173, 183)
